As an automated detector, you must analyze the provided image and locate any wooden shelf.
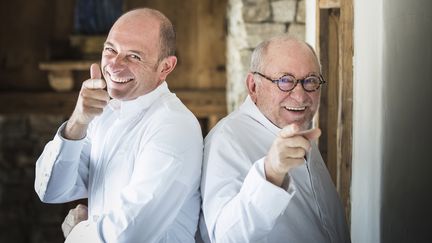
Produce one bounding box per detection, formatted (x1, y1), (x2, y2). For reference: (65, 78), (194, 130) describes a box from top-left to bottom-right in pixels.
(0, 89), (227, 129)
(39, 60), (98, 71)
(39, 60), (98, 92)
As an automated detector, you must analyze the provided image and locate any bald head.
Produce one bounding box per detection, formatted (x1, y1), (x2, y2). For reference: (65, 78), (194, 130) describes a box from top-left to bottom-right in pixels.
(250, 35), (321, 73)
(112, 8), (176, 62)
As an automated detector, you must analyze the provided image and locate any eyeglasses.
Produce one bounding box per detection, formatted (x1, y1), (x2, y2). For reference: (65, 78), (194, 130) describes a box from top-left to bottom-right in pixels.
(252, 71), (326, 92)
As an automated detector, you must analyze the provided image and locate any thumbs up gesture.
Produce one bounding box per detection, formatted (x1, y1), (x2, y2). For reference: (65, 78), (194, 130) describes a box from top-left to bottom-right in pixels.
(64, 63), (110, 140)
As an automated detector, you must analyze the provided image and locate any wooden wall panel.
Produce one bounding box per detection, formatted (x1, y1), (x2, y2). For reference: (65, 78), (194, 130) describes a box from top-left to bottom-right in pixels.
(319, 9), (341, 185)
(0, 0), (75, 91)
(338, 0), (354, 223)
(0, 0), (227, 91)
(127, 0), (227, 90)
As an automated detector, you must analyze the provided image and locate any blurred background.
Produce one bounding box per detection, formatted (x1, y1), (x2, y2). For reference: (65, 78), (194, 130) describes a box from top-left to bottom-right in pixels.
(1, 0), (432, 242)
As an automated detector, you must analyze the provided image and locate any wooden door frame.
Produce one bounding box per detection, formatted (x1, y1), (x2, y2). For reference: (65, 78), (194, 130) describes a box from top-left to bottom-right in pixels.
(316, 0), (353, 224)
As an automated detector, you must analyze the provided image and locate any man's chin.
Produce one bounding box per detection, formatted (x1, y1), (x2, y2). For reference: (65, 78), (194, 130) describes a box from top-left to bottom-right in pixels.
(278, 120), (312, 131)
(107, 89), (127, 101)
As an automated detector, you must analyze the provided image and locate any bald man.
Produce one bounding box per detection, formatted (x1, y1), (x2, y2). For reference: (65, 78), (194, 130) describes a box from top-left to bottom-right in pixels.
(200, 35), (350, 242)
(35, 8), (203, 243)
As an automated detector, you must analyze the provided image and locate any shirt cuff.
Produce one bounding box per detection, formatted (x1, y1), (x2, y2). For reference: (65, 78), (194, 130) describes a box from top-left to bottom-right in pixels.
(240, 158), (296, 217)
(55, 121), (86, 162)
(65, 219), (102, 243)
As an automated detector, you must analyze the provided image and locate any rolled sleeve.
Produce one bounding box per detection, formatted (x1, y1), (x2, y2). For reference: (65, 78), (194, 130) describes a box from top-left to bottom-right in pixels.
(207, 158), (297, 243)
(242, 158), (296, 217)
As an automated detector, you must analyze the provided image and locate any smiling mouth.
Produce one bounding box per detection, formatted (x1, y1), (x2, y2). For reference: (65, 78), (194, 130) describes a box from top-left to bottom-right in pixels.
(109, 76), (134, 84)
(284, 106), (307, 112)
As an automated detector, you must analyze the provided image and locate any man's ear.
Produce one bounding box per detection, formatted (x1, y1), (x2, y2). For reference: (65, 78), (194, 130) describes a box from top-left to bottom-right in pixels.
(246, 73), (258, 103)
(158, 56), (177, 81)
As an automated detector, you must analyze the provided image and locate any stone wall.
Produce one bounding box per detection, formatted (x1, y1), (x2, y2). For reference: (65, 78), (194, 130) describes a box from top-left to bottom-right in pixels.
(226, 0), (306, 111)
(0, 114), (72, 243)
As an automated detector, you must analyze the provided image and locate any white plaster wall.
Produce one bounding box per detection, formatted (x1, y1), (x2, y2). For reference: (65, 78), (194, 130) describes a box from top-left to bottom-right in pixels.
(351, 0), (383, 242)
(352, 0), (432, 242)
(305, 0), (316, 48)
(380, 0), (432, 242)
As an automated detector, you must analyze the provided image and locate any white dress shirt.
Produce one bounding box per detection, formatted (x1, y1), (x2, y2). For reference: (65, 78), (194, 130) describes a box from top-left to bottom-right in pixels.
(200, 96), (350, 243)
(35, 82), (203, 243)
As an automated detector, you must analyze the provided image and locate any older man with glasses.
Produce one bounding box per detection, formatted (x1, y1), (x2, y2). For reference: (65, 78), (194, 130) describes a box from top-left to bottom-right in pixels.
(200, 35), (351, 243)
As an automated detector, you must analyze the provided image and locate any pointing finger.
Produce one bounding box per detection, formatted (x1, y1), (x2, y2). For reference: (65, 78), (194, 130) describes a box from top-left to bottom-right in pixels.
(302, 128), (321, 141)
(280, 125), (321, 141)
(280, 124), (300, 137)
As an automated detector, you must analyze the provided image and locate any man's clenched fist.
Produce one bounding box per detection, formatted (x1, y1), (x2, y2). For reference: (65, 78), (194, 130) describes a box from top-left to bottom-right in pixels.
(264, 124), (321, 187)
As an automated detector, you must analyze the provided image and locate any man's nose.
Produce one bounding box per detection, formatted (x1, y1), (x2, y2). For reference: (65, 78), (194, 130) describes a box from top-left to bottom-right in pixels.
(110, 55), (126, 72)
(289, 81), (308, 99)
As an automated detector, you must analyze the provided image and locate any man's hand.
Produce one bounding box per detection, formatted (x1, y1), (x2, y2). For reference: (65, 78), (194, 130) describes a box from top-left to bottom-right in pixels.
(264, 124), (321, 187)
(64, 63), (110, 140)
(62, 204), (88, 239)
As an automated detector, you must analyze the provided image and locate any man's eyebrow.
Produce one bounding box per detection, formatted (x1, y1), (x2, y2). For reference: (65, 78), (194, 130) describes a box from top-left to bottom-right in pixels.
(104, 41), (114, 47)
(129, 50), (145, 57)
(278, 71), (320, 78)
(103, 42), (145, 56)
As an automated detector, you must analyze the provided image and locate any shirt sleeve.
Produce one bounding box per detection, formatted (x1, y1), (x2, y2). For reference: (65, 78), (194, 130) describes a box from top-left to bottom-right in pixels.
(34, 121), (90, 203)
(67, 115), (203, 243)
(202, 131), (296, 243)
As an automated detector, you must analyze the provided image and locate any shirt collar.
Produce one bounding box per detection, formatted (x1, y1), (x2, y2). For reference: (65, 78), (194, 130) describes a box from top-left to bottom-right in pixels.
(240, 95), (281, 136)
(108, 81), (170, 119)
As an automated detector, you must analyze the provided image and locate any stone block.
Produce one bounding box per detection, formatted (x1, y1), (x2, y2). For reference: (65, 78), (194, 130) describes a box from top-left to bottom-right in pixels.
(1, 115), (28, 139)
(240, 49), (253, 69)
(271, 0), (297, 23)
(288, 23), (306, 40)
(242, 0), (271, 22)
(245, 23), (286, 47)
(297, 0), (306, 23)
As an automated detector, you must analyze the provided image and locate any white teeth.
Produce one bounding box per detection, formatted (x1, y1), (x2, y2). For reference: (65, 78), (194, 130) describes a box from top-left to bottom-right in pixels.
(285, 106), (306, 111)
(111, 77), (132, 83)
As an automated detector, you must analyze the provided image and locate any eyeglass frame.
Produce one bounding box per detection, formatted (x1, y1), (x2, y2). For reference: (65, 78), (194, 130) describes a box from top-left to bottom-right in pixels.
(252, 71), (326, 92)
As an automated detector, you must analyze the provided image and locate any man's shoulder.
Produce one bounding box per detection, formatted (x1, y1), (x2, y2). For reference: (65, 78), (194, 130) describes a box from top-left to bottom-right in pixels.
(205, 108), (257, 143)
(151, 93), (199, 123)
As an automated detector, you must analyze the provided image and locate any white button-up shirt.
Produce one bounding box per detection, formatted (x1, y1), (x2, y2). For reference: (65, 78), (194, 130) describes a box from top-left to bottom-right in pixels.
(200, 96), (350, 243)
(35, 82), (203, 243)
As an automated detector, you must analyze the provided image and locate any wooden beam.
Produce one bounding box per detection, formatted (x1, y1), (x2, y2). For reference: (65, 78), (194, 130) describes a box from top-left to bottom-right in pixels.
(39, 60), (99, 92)
(338, 0), (354, 225)
(0, 92), (77, 115)
(318, 8), (341, 185)
(39, 60), (98, 71)
(319, 0), (340, 9)
(0, 89), (227, 130)
(317, 0), (353, 226)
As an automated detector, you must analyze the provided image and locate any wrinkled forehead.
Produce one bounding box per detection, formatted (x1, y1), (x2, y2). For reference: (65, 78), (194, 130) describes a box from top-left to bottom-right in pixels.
(263, 40), (321, 75)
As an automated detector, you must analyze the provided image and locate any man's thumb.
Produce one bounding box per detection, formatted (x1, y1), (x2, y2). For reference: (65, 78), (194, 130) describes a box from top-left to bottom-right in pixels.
(90, 63), (102, 80)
